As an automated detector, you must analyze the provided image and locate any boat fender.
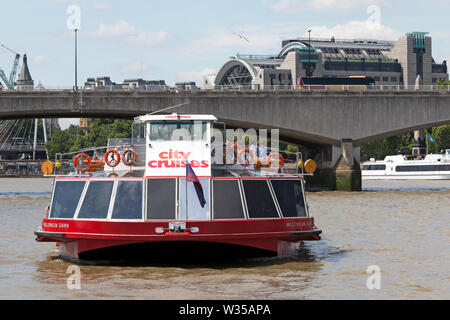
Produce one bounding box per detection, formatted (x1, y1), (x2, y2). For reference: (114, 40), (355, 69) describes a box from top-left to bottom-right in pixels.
(73, 153), (92, 172)
(122, 148), (138, 166)
(104, 149), (121, 167)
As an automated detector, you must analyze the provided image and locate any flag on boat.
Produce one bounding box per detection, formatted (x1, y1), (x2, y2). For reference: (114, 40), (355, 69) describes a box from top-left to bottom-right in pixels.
(186, 160), (206, 208)
(426, 135), (436, 143)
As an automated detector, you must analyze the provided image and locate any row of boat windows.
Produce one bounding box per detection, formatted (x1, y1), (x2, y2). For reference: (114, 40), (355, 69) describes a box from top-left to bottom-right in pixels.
(363, 164), (450, 172)
(362, 165), (386, 170)
(49, 179), (307, 220)
(395, 165), (450, 172)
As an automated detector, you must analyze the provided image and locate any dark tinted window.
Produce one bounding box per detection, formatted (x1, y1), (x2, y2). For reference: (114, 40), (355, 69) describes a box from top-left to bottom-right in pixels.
(242, 180), (279, 219)
(77, 181), (114, 219)
(363, 164), (386, 170)
(213, 180), (245, 219)
(147, 179), (176, 220)
(395, 165), (450, 172)
(111, 181), (143, 219)
(50, 181), (85, 219)
(271, 180), (307, 217)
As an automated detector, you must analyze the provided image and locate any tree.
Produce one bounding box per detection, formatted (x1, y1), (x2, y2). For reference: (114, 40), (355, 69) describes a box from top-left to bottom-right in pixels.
(430, 125), (450, 153)
(46, 130), (73, 158)
(45, 119), (134, 158)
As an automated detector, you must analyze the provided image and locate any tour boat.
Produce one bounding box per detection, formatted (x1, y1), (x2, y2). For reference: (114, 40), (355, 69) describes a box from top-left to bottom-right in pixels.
(362, 149), (450, 180)
(34, 114), (322, 260)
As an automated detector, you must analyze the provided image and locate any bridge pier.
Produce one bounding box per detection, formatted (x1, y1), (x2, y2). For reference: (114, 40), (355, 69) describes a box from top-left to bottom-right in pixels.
(303, 139), (361, 191)
(333, 139), (362, 191)
(412, 129), (427, 156)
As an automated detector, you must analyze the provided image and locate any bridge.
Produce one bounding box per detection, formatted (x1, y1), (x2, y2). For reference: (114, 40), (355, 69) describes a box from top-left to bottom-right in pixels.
(1, 89), (449, 190)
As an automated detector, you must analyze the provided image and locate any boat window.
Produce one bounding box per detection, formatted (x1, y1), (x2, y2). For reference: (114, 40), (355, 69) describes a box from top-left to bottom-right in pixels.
(270, 180), (307, 217)
(111, 180), (143, 219)
(242, 180), (279, 219)
(395, 165), (450, 172)
(212, 180), (245, 220)
(77, 181), (114, 219)
(147, 179), (176, 220)
(363, 164), (386, 170)
(179, 178), (210, 220)
(149, 122), (207, 141)
(50, 181), (86, 219)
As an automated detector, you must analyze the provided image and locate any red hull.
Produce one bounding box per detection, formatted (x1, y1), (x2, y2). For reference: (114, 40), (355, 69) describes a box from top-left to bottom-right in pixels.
(35, 217), (321, 259)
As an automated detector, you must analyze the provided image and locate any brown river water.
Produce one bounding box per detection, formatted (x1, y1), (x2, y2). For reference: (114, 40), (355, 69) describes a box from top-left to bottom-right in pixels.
(0, 178), (448, 300)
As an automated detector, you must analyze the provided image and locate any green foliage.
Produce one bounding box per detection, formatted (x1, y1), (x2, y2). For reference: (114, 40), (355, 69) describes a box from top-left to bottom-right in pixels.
(361, 126), (449, 161)
(46, 119), (133, 158)
(429, 125), (450, 153)
(435, 79), (450, 89)
(46, 129), (73, 158)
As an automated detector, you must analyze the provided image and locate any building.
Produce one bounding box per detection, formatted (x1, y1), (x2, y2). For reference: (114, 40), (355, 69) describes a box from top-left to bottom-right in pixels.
(213, 32), (448, 88)
(15, 54), (34, 91)
(175, 81), (199, 90)
(84, 77), (167, 90)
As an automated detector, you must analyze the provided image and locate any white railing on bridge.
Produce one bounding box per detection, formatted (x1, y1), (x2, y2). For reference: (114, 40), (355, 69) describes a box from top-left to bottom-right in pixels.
(2, 84), (450, 92)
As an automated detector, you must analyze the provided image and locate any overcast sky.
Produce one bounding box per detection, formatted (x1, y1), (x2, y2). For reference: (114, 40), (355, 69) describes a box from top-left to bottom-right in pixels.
(1, 0), (450, 128)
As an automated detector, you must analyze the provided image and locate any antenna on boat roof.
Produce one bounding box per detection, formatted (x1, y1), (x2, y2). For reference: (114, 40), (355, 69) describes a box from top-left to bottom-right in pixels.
(148, 101), (191, 116)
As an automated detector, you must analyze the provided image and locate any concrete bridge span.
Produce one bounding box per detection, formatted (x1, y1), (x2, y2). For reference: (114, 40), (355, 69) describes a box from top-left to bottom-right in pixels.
(1, 90), (449, 190)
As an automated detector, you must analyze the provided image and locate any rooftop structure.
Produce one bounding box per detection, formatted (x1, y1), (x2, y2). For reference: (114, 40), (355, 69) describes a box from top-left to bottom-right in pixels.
(15, 54), (34, 91)
(84, 77), (167, 90)
(213, 32), (448, 88)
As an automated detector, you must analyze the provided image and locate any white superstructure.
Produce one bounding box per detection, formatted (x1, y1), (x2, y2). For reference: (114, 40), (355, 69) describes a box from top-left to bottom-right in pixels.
(362, 149), (450, 180)
(135, 113), (217, 177)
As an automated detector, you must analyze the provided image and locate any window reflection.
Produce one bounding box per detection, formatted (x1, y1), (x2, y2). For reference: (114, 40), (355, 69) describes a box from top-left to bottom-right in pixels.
(50, 181), (85, 219)
(112, 181), (143, 219)
(179, 178), (210, 220)
(150, 122), (207, 141)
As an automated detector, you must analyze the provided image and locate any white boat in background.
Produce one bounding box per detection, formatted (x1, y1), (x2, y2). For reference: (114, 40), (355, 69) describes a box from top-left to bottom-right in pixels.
(362, 149), (450, 180)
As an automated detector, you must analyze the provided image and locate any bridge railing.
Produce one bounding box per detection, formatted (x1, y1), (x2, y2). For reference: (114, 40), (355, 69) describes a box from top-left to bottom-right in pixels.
(2, 84), (450, 92)
(212, 84), (450, 92)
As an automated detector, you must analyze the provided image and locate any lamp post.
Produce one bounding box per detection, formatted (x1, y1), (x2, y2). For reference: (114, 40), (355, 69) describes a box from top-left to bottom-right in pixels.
(308, 29), (312, 78)
(74, 28), (78, 91)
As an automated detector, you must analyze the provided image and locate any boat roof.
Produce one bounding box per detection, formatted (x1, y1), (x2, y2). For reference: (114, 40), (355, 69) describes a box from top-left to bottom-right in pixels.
(135, 113), (218, 122)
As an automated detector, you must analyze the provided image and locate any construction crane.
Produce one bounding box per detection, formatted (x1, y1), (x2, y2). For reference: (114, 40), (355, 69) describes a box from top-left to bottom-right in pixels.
(0, 43), (21, 89)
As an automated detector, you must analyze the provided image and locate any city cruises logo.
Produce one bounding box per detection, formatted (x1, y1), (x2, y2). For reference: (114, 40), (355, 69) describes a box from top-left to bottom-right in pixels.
(148, 150), (209, 168)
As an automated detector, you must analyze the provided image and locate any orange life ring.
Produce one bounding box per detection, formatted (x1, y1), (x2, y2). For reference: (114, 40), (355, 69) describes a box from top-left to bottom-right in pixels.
(238, 148), (254, 167)
(104, 149), (121, 168)
(122, 148), (138, 166)
(266, 153), (285, 168)
(73, 153), (91, 172)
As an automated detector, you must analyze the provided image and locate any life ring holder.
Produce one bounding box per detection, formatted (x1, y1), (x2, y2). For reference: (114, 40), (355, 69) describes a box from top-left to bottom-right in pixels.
(104, 149), (121, 168)
(122, 148), (138, 166)
(73, 153), (92, 172)
(266, 153), (285, 168)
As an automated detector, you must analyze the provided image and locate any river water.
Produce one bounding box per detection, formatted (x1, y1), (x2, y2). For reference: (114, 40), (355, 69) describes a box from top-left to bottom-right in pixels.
(0, 178), (448, 300)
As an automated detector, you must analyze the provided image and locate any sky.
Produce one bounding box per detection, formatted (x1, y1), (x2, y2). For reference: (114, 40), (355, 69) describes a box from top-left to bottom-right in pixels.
(1, 0), (450, 128)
